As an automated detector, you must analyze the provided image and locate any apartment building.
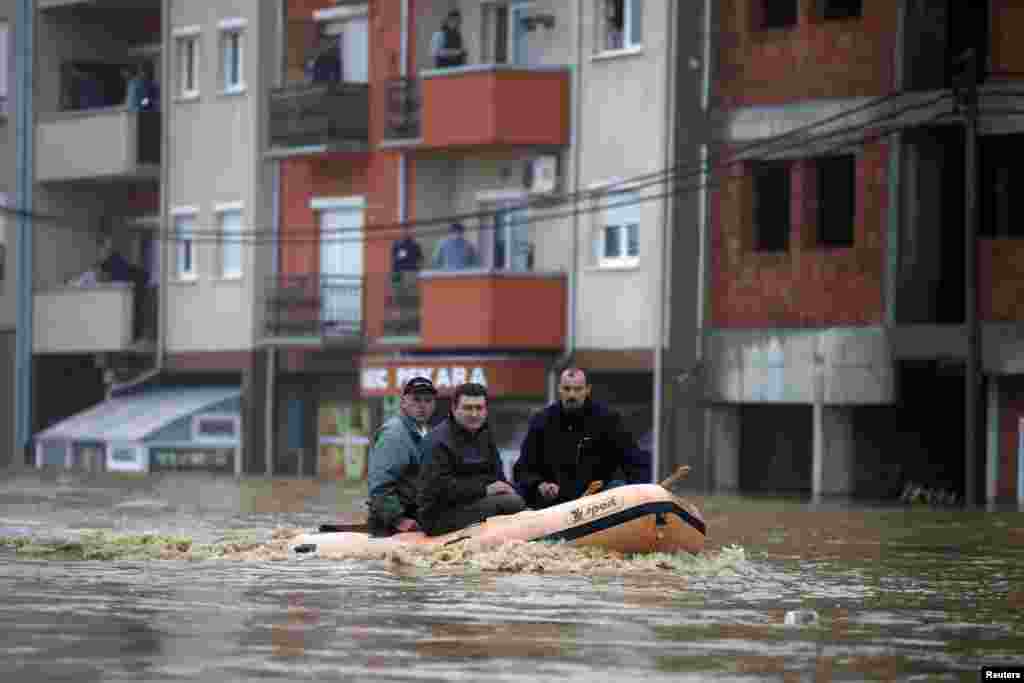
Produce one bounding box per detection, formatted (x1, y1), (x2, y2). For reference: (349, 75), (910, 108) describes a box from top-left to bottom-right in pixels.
(703, 0), (1024, 504)
(14, 0), (706, 480)
(268, 0), (703, 481)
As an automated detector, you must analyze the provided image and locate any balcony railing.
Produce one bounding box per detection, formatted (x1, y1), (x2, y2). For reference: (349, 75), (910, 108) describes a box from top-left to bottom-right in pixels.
(33, 282), (157, 354)
(384, 77), (421, 140)
(36, 108), (161, 183)
(269, 82), (370, 150)
(263, 274), (364, 343)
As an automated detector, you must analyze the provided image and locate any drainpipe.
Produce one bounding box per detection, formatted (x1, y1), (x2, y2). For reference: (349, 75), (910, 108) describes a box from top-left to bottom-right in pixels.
(110, 0), (171, 398)
(652, 0), (678, 484)
(697, 0), (714, 493)
(399, 0), (408, 224)
(549, 0), (583, 403)
(13, 0), (33, 465)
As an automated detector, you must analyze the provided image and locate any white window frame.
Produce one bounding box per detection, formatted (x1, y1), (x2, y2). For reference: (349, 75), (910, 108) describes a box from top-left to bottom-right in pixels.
(215, 202), (244, 279)
(173, 27), (201, 99)
(593, 188), (641, 269)
(0, 21), (9, 115)
(218, 18), (246, 94)
(192, 414), (241, 443)
(172, 207), (198, 281)
(597, 0), (643, 54)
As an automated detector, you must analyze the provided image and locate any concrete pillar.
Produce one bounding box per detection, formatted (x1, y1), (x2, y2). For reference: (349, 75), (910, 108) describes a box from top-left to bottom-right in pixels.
(986, 376), (999, 505)
(708, 404), (740, 492)
(241, 352), (268, 475)
(817, 406), (856, 497)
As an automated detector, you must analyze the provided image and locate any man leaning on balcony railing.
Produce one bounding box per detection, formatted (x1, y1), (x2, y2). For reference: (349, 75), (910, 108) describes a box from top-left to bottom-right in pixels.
(431, 10), (467, 69)
(432, 223), (479, 271)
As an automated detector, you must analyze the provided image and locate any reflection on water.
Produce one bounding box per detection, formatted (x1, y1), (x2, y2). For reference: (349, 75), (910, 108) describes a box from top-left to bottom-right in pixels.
(1, 470), (1024, 682)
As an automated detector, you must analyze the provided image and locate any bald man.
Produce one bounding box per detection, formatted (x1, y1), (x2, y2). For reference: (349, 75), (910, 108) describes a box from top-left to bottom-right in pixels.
(513, 367), (648, 508)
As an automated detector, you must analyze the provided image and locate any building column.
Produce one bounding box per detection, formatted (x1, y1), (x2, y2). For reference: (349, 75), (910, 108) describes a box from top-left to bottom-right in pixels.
(707, 404), (740, 492)
(241, 352), (268, 475)
(986, 375), (1000, 505)
(815, 406), (856, 498)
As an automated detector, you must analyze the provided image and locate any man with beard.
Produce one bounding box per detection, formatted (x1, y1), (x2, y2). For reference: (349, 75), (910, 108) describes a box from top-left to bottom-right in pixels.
(367, 376), (437, 536)
(514, 367), (647, 509)
(418, 383), (525, 536)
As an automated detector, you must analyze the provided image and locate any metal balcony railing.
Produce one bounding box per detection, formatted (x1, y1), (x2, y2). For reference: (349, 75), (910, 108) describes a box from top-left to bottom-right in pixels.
(263, 274), (364, 342)
(268, 82), (370, 149)
(384, 77), (421, 140)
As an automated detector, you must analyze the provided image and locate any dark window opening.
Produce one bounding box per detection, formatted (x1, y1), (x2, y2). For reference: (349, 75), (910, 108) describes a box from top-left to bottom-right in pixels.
(753, 161), (792, 252)
(0, 243), (5, 286)
(981, 136), (1024, 239)
(760, 1), (798, 30)
(816, 155), (856, 247)
(819, 0), (862, 21)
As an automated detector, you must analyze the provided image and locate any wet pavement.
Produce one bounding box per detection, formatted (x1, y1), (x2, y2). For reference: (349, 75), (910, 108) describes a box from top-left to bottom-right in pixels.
(1, 468), (1023, 682)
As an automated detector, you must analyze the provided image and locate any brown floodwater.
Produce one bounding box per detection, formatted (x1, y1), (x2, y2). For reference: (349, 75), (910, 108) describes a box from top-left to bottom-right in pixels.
(0, 469), (1022, 682)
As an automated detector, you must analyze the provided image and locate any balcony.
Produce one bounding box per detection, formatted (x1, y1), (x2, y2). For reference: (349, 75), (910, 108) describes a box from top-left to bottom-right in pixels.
(384, 65), (571, 150)
(263, 274), (364, 346)
(268, 82), (370, 153)
(33, 283), (157, 354)
(371, 270), (566, 351)
(36, 108), (160, 184)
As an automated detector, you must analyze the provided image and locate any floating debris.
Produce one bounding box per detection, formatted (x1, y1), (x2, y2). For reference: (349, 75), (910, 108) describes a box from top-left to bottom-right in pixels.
(783, 609), (820, 627)
(2, 528), (748, 577)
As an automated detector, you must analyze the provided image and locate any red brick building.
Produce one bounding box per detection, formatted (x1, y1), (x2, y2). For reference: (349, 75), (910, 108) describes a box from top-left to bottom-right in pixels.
(702, 0), (1024, 504)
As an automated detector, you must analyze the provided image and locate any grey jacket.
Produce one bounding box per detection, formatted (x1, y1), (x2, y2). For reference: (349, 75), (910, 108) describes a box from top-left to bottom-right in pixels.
(367, 414), (428, 527)
(432, 235), (479, 270)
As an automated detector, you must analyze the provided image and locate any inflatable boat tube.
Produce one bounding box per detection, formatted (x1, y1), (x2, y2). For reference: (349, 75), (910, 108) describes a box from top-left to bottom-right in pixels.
(290, 484), (706, 557)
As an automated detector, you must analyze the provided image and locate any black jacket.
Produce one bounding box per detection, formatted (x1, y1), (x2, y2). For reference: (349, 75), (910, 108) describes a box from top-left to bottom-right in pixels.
(417, 417), (506, 530)
(514, 399), (644, 507)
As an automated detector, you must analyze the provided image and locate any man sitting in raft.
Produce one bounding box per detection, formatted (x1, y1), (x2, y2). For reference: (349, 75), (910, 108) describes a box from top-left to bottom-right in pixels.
(514, 367), (648, 509)
(418, 382), (526, 536)
(367, 376), (438, 537)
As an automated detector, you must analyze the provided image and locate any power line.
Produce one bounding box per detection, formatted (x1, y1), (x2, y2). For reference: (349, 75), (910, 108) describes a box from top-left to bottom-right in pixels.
(0, 90), (936, 242)
(163, 90), (956, 246)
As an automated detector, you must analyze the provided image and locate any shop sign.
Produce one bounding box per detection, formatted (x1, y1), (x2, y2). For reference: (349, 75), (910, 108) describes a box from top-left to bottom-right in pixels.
(360, 366), (489, 395)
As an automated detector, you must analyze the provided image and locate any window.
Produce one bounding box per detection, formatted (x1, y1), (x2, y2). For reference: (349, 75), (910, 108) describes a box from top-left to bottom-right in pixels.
(482, 3), (510, 64)
(819, 0), (862, 21)
(216, 206), (243, 278)
(981, 136), (1024, 239)
(218, 20), (245, 92)
(600, 0), (643, 52)
(173, 211), (197, 279)
(595, 189), (641, 267)
(0, 21), (9, 115)
(816, 155), (856, 247)
(150, 448), (234, 472)
(759, 1), (798, 30)
(175, 31), (200, 97)
(753, 161), (792, 252)
(0, 193), (8, 291)
(193, 414), (240, 442)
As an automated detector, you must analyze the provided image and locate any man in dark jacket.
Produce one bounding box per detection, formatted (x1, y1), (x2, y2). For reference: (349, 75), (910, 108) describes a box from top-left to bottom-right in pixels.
(514, 367), (647, 508)
(418, 383), (525, 536)
(367, 376), (437, 536)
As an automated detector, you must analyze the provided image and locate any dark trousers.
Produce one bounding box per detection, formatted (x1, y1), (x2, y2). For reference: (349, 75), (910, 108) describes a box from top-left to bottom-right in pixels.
(424, 492), (526, 536)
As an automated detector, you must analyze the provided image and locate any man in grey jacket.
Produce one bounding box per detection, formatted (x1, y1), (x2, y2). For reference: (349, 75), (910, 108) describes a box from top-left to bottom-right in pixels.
(367, 376), (437, 536)
(432, 222), (479, 270)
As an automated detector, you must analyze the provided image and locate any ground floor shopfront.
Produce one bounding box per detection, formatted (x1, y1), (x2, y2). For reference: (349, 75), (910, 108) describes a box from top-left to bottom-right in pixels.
(266, 349), (658, 482)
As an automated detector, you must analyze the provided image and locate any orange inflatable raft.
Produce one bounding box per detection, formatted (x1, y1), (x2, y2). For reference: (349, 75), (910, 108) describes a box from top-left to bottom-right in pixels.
(290, 483), (706, 557)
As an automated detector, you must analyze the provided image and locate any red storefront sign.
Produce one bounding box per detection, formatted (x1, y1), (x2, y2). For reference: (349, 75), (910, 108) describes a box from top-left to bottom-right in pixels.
(359, 358), (550, 398)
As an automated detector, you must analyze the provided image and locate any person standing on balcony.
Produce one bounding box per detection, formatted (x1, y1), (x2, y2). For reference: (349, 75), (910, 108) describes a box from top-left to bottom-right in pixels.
(432, 223), (479, 270)
(418, 383), (526, 536)
(431, 10), (467, 69)
(514, 367), (648, 509)
(391, 230), (424, 288)
(308, 35), (342, 83)
(367, 377), (438, 537)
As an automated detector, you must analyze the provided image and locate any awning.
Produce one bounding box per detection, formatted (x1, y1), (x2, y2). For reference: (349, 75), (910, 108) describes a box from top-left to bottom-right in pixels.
(35, 386), (241, 443)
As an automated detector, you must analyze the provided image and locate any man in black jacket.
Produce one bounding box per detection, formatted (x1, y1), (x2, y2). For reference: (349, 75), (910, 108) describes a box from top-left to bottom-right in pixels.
(514, 367), (647, 508)
(418, 383), (525, 536)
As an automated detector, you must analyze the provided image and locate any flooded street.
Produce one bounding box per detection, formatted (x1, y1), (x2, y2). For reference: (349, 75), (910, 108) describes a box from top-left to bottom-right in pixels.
(1, 470), (1022, 682)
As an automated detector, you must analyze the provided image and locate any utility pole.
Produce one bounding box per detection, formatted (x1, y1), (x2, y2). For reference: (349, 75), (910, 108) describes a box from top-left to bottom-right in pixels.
(955, 49), (980, 507)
